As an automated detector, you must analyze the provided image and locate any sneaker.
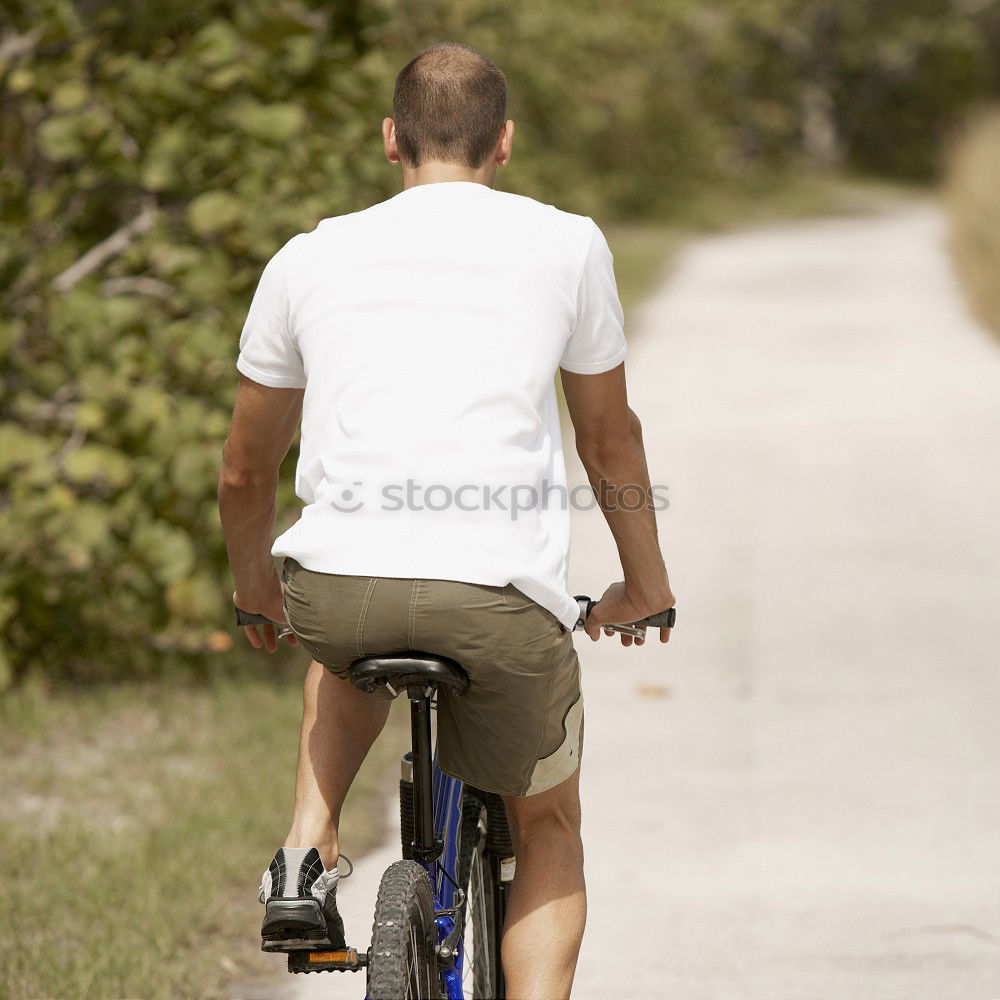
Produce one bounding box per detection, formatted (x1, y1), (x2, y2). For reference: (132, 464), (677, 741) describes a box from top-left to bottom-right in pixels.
(258, 846), (352, 951)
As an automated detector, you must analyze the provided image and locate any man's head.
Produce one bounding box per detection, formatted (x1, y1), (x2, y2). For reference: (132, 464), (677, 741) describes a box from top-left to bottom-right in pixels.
(383, 42), (513, 182)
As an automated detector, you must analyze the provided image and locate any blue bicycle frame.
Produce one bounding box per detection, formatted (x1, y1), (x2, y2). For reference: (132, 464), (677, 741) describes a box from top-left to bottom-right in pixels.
(394, 684), (470, 1000)
(428, 751), (466, 999)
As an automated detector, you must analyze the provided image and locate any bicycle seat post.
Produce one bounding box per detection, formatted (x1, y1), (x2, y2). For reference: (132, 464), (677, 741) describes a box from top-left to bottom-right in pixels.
(349, 653), (470, 864)
(408, 683), (437, 861)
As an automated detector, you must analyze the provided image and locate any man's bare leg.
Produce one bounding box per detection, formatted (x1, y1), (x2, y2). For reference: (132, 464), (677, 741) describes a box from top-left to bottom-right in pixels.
(283, 659), (391, 869)
(502, 769), (586, 1000)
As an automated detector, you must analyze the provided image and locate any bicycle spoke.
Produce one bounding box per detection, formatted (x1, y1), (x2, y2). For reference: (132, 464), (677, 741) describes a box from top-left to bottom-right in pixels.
(460, 831), (494, 999)
(406, 923), (418, 998)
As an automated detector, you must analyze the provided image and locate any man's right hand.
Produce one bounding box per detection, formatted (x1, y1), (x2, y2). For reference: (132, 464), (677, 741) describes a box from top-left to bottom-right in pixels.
(561, 366), (675, 649)
(584, 581), (675, 646)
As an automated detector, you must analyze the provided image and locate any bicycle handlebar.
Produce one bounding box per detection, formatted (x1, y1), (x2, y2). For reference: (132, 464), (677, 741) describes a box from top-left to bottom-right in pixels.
(571, 597), (676, 632)
(235, 608), (282, 627)
(235, 598), (676, 634)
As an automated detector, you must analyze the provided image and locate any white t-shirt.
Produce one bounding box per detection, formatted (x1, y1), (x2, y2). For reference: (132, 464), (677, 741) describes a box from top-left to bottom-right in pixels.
(237, 180), (626, 629)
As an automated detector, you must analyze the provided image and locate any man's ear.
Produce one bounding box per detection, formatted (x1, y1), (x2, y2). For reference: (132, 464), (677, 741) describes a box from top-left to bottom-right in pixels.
(382, 117), (399, 164)
(497, 119), (514, 166)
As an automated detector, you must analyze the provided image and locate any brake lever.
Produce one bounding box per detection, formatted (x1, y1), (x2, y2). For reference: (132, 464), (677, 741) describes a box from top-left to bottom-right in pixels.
(603, 623), (646, 638)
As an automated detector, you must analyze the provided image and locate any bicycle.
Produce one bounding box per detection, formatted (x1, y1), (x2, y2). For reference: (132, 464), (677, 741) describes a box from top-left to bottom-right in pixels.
(237, 595), (675, 999)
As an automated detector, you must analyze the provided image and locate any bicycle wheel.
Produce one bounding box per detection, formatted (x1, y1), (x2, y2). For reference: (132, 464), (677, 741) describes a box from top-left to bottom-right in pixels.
(368, 860), (438, 1000)
(457, 791), (501, 999)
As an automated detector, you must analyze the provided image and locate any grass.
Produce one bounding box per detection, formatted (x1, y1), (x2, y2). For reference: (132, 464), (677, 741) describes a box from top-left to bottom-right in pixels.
(943, 108), (1000, 339)
(0, 676), (407, 1000)
(605, 223), (685, 312)
(605, 172), (920, 315)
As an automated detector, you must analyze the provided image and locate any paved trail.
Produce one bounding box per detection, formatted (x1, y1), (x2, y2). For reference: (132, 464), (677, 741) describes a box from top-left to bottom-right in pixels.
(264, 204), (1000, 1000)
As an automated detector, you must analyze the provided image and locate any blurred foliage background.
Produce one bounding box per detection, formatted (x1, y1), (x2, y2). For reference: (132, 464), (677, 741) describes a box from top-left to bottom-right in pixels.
(3, 0), (1000, 684)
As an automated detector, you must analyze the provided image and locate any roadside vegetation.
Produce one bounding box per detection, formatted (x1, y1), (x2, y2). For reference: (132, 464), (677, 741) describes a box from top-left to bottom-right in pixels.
(944, 109), (1000, 339)
(0, 677), (408, 1000)
(607, 174), (918, 312)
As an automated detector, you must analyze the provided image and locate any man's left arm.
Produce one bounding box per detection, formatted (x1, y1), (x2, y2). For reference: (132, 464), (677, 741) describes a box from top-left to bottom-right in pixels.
(218, 374), (304, 652)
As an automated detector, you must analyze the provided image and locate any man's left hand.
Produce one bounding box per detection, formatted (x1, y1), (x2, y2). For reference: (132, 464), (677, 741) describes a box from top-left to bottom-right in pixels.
(233, 571), (297, 652)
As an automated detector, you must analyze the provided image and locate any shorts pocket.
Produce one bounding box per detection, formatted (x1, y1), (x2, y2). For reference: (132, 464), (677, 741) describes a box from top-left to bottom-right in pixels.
(278, 573), (321, 661)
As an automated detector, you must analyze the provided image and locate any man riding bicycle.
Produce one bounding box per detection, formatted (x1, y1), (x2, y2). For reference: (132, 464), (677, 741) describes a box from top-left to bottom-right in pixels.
(219, 41), (675, 1000)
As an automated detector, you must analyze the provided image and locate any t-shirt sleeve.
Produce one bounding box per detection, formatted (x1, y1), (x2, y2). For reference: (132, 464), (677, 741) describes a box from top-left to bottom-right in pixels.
(236, 239), (307, 389)
(559, 220), (628, 375)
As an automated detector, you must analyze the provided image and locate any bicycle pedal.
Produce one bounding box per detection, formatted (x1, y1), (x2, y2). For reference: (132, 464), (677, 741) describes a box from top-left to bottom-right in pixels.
(287, 947), (367, 974)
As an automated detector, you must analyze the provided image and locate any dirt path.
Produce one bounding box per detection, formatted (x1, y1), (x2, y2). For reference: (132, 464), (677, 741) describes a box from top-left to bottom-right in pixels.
(569, 203), (1000, 998)
(272, 204), (1000, 1000)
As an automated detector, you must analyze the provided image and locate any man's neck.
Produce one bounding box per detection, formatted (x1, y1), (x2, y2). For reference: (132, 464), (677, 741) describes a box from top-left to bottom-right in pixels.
(401, 160), (495, 190)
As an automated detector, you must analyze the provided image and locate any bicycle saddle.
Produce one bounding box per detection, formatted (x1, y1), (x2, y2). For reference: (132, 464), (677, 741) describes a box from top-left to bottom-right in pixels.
(349, 653), (470, 696)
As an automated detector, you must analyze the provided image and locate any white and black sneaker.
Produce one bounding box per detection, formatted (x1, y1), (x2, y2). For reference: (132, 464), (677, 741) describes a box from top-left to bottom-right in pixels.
(258, 846), (352, 951)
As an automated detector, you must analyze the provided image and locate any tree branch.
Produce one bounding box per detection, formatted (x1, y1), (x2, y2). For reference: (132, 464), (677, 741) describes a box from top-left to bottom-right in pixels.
(0, 28), (43, 64)
(100, 275), (174, 300)
(52, 199), (159, 293)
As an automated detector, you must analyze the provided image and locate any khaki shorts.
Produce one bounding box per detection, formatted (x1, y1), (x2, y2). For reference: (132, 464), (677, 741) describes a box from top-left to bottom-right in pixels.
(280, 559), (583, 797)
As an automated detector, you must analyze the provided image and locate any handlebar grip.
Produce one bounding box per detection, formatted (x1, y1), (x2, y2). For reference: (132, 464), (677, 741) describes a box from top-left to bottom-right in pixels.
(235, 607), (278, 627)
(634, 607), (676, 629)
(573, 597), (676, 631)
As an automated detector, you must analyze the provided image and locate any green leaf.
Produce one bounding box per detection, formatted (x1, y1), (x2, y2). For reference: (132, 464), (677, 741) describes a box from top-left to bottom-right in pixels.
(0, 426), (53, 475)
(50, 81), (89, 112)
(191, 20), (243, 68)
(7, 67), (34, 94)
(186, 191), (243, 235)
(37, 115), (83, 161)
(227, 101), (307, 144)
(0, 321), (19, 363)
(165, 572), (222, 621)
(141, 125), (191, 191)
(133, 522), (196, 585)
(53, 500), (112, 571)
(63, 444), (131, 490)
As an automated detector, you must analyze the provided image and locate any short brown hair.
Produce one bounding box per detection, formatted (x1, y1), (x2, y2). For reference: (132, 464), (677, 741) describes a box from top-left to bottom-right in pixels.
(392, 42), (507, 169)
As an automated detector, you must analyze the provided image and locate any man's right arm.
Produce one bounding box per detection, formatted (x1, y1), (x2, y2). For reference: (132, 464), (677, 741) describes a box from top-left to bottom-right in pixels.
(561, 362), (675, 643)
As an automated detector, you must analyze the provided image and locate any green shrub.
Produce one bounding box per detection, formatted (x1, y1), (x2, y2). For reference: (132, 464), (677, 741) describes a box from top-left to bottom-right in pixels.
(1, 1), (396, 682)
